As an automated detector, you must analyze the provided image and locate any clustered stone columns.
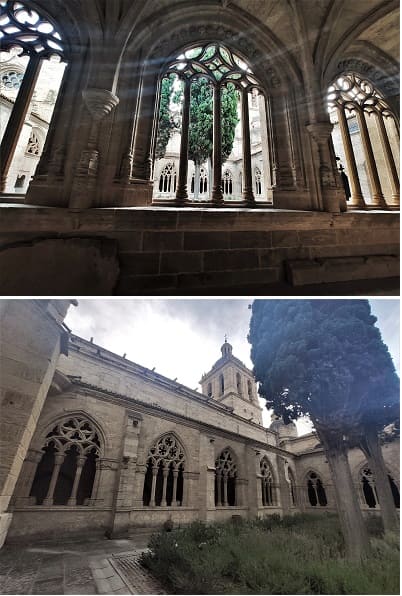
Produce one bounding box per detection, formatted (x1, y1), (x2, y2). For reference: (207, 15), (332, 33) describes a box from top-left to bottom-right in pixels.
(374, 112), (400, 207)
(355, 107), (387, 209)
(0, 54), (42, 192)
(336, 106), (366, 208)
(150, 466), (158, 507)
(175, 79), (191, 204)
(241, 89), (255, 205)
(69, 88), (119, 209)
(212, 84), (224, 205)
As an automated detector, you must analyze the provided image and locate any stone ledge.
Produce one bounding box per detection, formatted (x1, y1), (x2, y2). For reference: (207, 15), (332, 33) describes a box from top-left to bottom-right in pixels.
(286, 255), (400, 286)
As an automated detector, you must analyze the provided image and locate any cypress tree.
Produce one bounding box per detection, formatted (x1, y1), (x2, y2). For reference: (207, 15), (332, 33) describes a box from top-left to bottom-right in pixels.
(248, 299), (399, 560)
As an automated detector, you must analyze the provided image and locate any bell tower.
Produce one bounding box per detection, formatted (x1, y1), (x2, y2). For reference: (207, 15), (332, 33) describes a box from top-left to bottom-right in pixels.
(200, 338), (263, 425)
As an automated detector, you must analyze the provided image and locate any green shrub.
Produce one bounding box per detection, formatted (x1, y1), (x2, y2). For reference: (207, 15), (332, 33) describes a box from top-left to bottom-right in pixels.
(141, 515), (399, 594)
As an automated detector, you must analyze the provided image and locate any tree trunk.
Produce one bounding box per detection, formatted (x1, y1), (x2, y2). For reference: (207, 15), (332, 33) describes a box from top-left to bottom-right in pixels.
(318, 430), (370, 561)
(359, 426), (398, 532)
(194, 161), (200, 200)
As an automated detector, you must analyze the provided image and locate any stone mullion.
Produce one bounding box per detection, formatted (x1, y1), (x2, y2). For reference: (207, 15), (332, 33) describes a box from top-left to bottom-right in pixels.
(216, 471), (222, 506)
(42, 453), (65, 505)
(0, 54), (42, 192)
(88, 458), (101, 504)
(223, 473), (228, 506)
(161, 466), (168, 506)
(172, 469), (178, 506)
(67, 456), (86, 505)
(336, 106), (366, 208)
(175, 78), (191, 204)
(150, 466), (158, 506)
(355, 107), (387, 208)
(241, 89), (255, 205)
(212, 84), (223, 204)
(375, 112), (400, 207)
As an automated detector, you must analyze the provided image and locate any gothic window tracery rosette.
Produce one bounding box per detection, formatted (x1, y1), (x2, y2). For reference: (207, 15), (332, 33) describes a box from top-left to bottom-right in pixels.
(0, 0), (64, 60)
(26, 129), (40, 155)
(165, 43), (261, 93)
(147, 434), (186, 470)
(327, 73), (392, 118)
(215, 448), (237, 477)
(260, 457), (273, 481)
(44, 417), (101, 456)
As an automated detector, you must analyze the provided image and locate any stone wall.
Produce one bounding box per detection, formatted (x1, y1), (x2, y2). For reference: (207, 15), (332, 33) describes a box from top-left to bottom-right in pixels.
(0, 206), (399, 294)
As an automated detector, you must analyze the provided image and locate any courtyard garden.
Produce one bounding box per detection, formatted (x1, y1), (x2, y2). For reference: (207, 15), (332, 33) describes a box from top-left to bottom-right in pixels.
(141, 514), (399, 594)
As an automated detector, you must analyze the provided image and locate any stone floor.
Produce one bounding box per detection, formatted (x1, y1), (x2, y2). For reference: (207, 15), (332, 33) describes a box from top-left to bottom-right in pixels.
(0, 533), (161, 595)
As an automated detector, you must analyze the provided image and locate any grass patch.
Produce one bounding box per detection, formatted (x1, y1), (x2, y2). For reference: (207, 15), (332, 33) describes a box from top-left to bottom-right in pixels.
(140, 514), (399, 594)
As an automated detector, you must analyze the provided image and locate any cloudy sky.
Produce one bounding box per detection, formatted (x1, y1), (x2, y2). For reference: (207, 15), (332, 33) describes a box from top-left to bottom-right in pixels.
(65, 299), (399, 434)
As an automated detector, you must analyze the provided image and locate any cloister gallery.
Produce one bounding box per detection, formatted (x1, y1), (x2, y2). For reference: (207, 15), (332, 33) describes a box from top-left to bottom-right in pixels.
(0, 0), (400, 293)
(0, 300), (399, 547)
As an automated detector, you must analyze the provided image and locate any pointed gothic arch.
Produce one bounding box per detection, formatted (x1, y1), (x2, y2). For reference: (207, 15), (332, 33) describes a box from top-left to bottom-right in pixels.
(215, 447), (237, 507)
(260, 457), (275, 506)
(142, 432), (186, 507)
(29, 415), (101, 506)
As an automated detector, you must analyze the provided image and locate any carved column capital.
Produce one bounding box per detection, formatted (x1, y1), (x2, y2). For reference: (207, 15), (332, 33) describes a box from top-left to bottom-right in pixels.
(82, 88), (120, 121)
(306, 122), (334, 143)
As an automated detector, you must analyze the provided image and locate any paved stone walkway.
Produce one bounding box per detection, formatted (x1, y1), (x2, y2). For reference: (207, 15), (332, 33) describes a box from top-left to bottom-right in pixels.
(0, 534), (160, 595)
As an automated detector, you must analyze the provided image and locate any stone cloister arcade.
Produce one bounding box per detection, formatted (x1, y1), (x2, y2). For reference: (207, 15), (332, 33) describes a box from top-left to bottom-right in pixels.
(0, 0), (399, 212)
(0, 1), (399, 294)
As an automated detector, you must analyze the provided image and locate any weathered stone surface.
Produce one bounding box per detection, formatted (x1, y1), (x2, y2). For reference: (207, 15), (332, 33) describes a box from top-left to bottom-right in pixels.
(0, 237), (119, 295)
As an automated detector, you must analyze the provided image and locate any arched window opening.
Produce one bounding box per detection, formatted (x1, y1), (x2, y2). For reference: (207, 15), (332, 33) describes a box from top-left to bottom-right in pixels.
(29, 417), (100, 506)
(255, 166), (262, 195)
(307, 472), (327, 506)
(25, 129), (41, 156)
(207, 382), (212, 398)
(223, 169), (233, 196)
(0, 0), (67, 194)
(158, 162), (176, 196)
(328, 73), (399, 209)
(260, 458), (275, 506)
(388, 475), (400, 509)
(142, 434), (185, 507)
(152, 43), (268, 206)
(219, 373), (225, 395)
(215, 449), (237, 506)
(236, 372), (242, 394)
(14, 173), (25, 188)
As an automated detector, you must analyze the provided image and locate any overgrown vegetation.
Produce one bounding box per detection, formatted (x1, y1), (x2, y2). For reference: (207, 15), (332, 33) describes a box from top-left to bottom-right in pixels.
(140, 515), (399, 594)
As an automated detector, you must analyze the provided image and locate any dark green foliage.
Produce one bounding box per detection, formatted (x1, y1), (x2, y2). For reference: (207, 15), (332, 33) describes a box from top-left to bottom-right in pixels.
(155, 75), (177, 160)
(140, 516), (399, 594)
(248, 300), (399, 435)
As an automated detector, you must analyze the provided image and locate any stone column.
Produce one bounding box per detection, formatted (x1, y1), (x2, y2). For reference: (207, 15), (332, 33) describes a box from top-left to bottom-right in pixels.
(161, 467), (168, 507)
(216, 471), (222, 506)
(336, 106), (366, 208)
(355, 108), (387, 209)
(67, 456), (86, 505)
(306, 122), (343, 212)
(241, 89), (255, 205)
(223, 474), (228, 506)
(150, 466), (158, 507)
(375, 112), (400, 207)
(172, 469), (178, 506)
(0, 54), (42, 192)
(69, 88), (119, 209)
(42, 453), (65, 506)
(88, 458), (101, 505)
(175, 78), (191, 204)
(212, 84), (223, 204)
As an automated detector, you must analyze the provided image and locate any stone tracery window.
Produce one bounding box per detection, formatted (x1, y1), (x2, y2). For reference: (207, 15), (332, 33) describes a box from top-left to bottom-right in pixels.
(0, 0), (66, 193)
(142, 434), (185, 507)
(215, 448), (237, 506)
(328, 73), (399, 209)
(222, 169), (233, 196)
(306, 471), (327, 506)
(25, 129), (40, 155)
(260, 457), (275, 506)
(153, 42), (266, 206)
(360, 466), (400, 509)
(288, 467), (297, 506)
(158, 162), (176, 194)
(255, 166), (262, 195)
(29, 417), (100, 506)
